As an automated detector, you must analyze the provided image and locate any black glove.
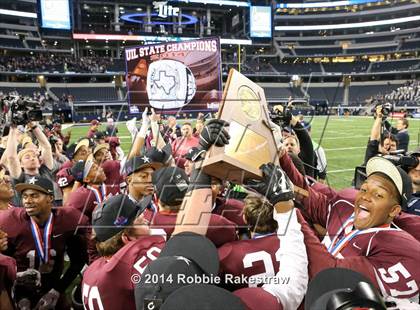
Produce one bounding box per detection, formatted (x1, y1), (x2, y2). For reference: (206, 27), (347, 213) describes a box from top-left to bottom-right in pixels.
(34, 288), (60, 310)
(199, 119), (230, 151)
(15, 269), (41, 289)
(246, 163), (294, 205)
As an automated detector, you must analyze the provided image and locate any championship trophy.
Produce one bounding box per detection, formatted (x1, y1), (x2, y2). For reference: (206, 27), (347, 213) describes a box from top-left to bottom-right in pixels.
(201, 68), (280, 183)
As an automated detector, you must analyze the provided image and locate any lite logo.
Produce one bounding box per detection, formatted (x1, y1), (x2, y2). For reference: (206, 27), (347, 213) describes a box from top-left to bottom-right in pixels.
(153, 1), (179, 18)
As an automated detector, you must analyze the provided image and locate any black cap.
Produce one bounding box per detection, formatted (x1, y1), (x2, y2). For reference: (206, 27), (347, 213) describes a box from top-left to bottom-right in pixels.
(70, 160), (96, 183)
(92, 194), (147, 242)
(160, 284), (245, 310)
(305, 268), (385, 310)
(66, 143), (77, 160)
(182, 147), (204, 161)
(146, 144), (173, 165)
(159, 233), (219, 275)
(125, 155), (163, 176)
(135, 233), (222, 309)
(152, 167), (189, 206)
(15, 176), (54, 196)
(93, 131), (106, 140)
(366, 156), (413, 209)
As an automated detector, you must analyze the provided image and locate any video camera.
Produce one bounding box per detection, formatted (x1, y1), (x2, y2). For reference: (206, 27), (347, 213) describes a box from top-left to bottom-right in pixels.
(354, 153), (419, 189)
(0, 95), (43, 126)
(268, 104), (293, 127)
(373, 101), (393, 119)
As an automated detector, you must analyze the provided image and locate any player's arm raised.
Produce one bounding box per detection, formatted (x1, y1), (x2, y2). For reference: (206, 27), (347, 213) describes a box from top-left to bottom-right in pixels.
(29, 121), (53, 170)
(127, 108), (149, 160)
(246, 163), (309, 310)
(173, 119), (230, 236)
(4, 126), (21, 179)
(149, 108), (167, 150)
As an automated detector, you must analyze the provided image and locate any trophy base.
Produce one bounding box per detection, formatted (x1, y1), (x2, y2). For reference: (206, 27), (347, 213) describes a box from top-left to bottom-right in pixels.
(202, 153), (263, 184)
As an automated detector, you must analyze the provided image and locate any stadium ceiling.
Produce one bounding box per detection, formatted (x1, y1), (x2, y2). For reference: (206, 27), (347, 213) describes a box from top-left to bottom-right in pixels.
(171, 0), (250, 7)
(73, 33), (252, 45)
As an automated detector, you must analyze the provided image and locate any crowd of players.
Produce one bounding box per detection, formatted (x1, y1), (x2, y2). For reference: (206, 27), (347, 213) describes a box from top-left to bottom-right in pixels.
(0, 104), (419, 310)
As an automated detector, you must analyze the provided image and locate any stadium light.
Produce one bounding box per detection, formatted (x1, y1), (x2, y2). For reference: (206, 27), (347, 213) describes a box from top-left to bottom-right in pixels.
(0, 9), (37, 18)
(72, 33), (252, 45)
(171, 0), (249, 7)
(275, 15), (420, 31)
(276, 0), (383, 9)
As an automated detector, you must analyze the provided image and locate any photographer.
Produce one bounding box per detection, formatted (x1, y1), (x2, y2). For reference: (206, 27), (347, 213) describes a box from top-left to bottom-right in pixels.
(406, 149), (420, 216)
(5, 123), (53, 179)
(383, 118), (409, 153)
(363, 105), (398, 165)
(275, 104), (315, 178)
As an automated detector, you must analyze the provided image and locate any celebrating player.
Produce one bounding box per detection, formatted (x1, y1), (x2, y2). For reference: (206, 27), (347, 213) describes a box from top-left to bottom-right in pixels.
(0, 176), (88, 309)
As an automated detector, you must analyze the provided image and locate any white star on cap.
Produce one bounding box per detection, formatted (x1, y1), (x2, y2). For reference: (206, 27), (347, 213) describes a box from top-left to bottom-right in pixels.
(28, 177), (38, 184)
(175, 256), (191, 266)
(141, 156), (150, 163)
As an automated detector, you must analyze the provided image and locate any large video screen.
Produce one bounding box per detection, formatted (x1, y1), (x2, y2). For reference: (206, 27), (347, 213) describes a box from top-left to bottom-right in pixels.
(39, 0), (71, 30)
(250, 6), (272, 38)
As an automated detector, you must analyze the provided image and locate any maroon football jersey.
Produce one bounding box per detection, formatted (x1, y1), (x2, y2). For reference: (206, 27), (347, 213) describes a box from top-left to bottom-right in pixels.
(145, 209), (237, 247)
(234, 287), (282, 310)
(82, 234), (166, 310)
(0, 207), (88, 293)
(213, 198), (246, 227)
(65, 184), (120, 222)
(102, 160), (124, 192)
(218, 234), (281, 290)
(0, 254), (16, 293)
(281, 153), (420, 300)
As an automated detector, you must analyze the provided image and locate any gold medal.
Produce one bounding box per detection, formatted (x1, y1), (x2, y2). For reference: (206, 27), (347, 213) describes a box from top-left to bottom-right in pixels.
(39, 262), (54, 274)
(238, 86), (261, 121)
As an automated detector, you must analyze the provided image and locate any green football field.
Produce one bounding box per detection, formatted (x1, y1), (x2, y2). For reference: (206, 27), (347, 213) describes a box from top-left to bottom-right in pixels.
(64, 116), (420, 190)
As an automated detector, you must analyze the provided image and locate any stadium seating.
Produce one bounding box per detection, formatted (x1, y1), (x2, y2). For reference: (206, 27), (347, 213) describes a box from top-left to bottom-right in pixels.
(370, 59), (420, 72)
(274, 63), (322, 75)
(0, 86), (44, 97)
(322, 62), (369, 73)
(50, 87), (119, 102)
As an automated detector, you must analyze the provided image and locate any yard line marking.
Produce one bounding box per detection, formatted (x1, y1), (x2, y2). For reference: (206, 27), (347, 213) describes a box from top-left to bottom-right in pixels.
(325, 146), (366, 151)
(328, 168), (355, 173)
(326, 141), (418, 151)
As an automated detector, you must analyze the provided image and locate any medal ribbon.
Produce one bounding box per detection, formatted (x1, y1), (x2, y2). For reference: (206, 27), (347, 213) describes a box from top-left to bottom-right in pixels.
(327, 214), (391, 257)
(87, 184), (107, 204)
(30, 213), (54, 264)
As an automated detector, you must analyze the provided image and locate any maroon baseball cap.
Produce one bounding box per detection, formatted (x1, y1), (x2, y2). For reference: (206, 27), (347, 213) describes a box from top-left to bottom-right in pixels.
(56, 167), (75, 188)
(91, 119), (100, 126)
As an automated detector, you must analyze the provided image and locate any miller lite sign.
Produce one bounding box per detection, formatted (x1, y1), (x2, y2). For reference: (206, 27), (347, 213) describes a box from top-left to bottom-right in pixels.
(153, 1), (180, 18)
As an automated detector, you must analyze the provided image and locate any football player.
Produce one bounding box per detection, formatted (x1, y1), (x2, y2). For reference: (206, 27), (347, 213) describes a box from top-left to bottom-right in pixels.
(65, 159), (112, 222)
(0, 166), (14, 210)
(0, 252), (15, 310)
(280, 151), (420, 301)
(0, 176), (88, 309)
(146, 166), (238, 247)
(82, 194), (166, 310)
(82, 119), (231, 310)
(219, 164), (308, 310)
(60, 138), (92, 170)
